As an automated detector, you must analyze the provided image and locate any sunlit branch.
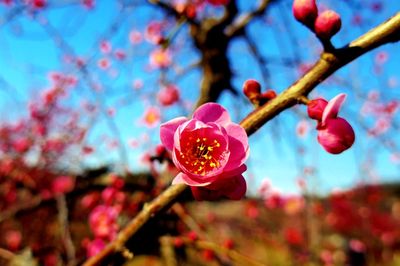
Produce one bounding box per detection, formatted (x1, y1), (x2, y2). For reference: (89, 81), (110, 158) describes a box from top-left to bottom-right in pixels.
(241, 12), (400, 135)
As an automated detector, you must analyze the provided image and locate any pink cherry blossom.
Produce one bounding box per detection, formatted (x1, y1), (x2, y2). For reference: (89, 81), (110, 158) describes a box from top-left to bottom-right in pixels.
(129, 30), (142, 44)
(157, 84), (180, 106)
(316, 94), (355, 154)
(145, 21), (165, 44)
(52, 175), (75, 195)
(206, 0), (230, 6)
(296, 119), (310, 138)
(86, 238), (105, 257)
(142, 106), (161, 127)
(150, 48), (172, 69)
(160, 103), (249, 200)
(89, 205), (119, 240)
(5, 230), (22, 251)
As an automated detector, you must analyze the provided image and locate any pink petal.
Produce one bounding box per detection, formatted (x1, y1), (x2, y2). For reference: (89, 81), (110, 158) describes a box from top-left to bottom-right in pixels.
(317, 117), (355, 154)
(223, 175), (247, 200)
(193, 102), (231, 127)
(219, 164), (247, 179)
(190, 175), (247, 201)
(191, 187), (222, 201)
(173, 119), (209, 151)
(160, 117), (188, 150)
(224, 123), (249, 172)
(172, 172), (211, 187)
(322, 93), (347, 124)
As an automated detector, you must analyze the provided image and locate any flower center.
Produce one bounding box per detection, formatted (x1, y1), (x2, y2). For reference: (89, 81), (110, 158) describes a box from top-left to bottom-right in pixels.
(180, 137), (223, 175)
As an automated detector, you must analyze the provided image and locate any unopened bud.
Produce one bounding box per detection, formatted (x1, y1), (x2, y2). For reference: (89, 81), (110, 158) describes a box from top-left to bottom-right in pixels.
(243, 79), (261, 103)
(307, 98), (328, 121)
(259, 90), (277, 105)
(314, 10), (342, 39)
(293, 0), (318, 28)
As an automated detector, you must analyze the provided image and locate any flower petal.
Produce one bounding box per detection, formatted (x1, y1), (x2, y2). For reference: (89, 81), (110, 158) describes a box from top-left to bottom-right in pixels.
(223, 175), (247, 200)
(322, 93), (347, 124)
(193, 102), (231, 127)
(219, 164), (247, 179)
(317, 117), (355, 154)
(190, 187), (222, 201)
(223, 123), (249, 172)
(160, 117), (188, 151)
(172, 172), (211, 187)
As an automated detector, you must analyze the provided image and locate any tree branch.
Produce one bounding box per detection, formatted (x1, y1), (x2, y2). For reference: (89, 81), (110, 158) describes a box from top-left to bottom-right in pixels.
(225, 0), (274, 37)
(241, 12), (400, 135)
(82, 12), (400, 266)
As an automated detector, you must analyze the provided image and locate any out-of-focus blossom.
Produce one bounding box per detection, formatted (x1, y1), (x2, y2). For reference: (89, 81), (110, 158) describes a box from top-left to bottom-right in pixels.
(284, 227), (304, 246)
(86, 238), (105, 257)
(206, 0), (229, 6)
(89, 205), (119, 239)
(142, 106), (161, 127)
(5, 230), (22, 251)
(150, 48), (172, 68)
(98, 58), (111, 69)
(157, 84), (180, 106)
(100, 41), (112, 54)
(145, 21), (165, 44)
(296, 120), (310, 138)
(52, 175), (75, 195)
(129, 30), (143, 44)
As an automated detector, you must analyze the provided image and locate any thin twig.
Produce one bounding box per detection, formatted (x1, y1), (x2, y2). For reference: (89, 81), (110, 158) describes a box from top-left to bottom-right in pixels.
(0, 248), (15, 261)
(56, 195), (77, 266)
(164, 236), (267, 266)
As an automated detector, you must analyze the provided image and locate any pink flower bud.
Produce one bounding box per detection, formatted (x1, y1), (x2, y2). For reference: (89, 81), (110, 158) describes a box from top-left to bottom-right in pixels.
(316, 93), (355, 154)
(52, 175), (75, 195)
(243, 79), (261, 103)
(307, 98), (328, 120)
(314, 10), (342, 39)
(317, 117), (355, 154)
(157, 85), (180, 106)
(258, 89), (277, 105)
(292, 0), (318, 28)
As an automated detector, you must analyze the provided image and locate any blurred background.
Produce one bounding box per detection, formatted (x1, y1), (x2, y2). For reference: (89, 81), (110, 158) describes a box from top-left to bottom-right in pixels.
(0, 0), (399, 265)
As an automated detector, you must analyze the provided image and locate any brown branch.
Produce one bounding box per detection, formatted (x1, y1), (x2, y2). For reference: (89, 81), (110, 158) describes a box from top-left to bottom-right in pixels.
(82, 12), (400, 266)
(0, 248), (14, 261)
(56, 195), (77, 266)
(160, 236), (178, 266)
(147, 0), (199, 26)
(225, 0), (274, 37)
(241, 12), (400, 135)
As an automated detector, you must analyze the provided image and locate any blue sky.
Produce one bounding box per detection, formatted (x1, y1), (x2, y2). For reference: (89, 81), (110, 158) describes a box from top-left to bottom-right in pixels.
(0, 0), (399, 195)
